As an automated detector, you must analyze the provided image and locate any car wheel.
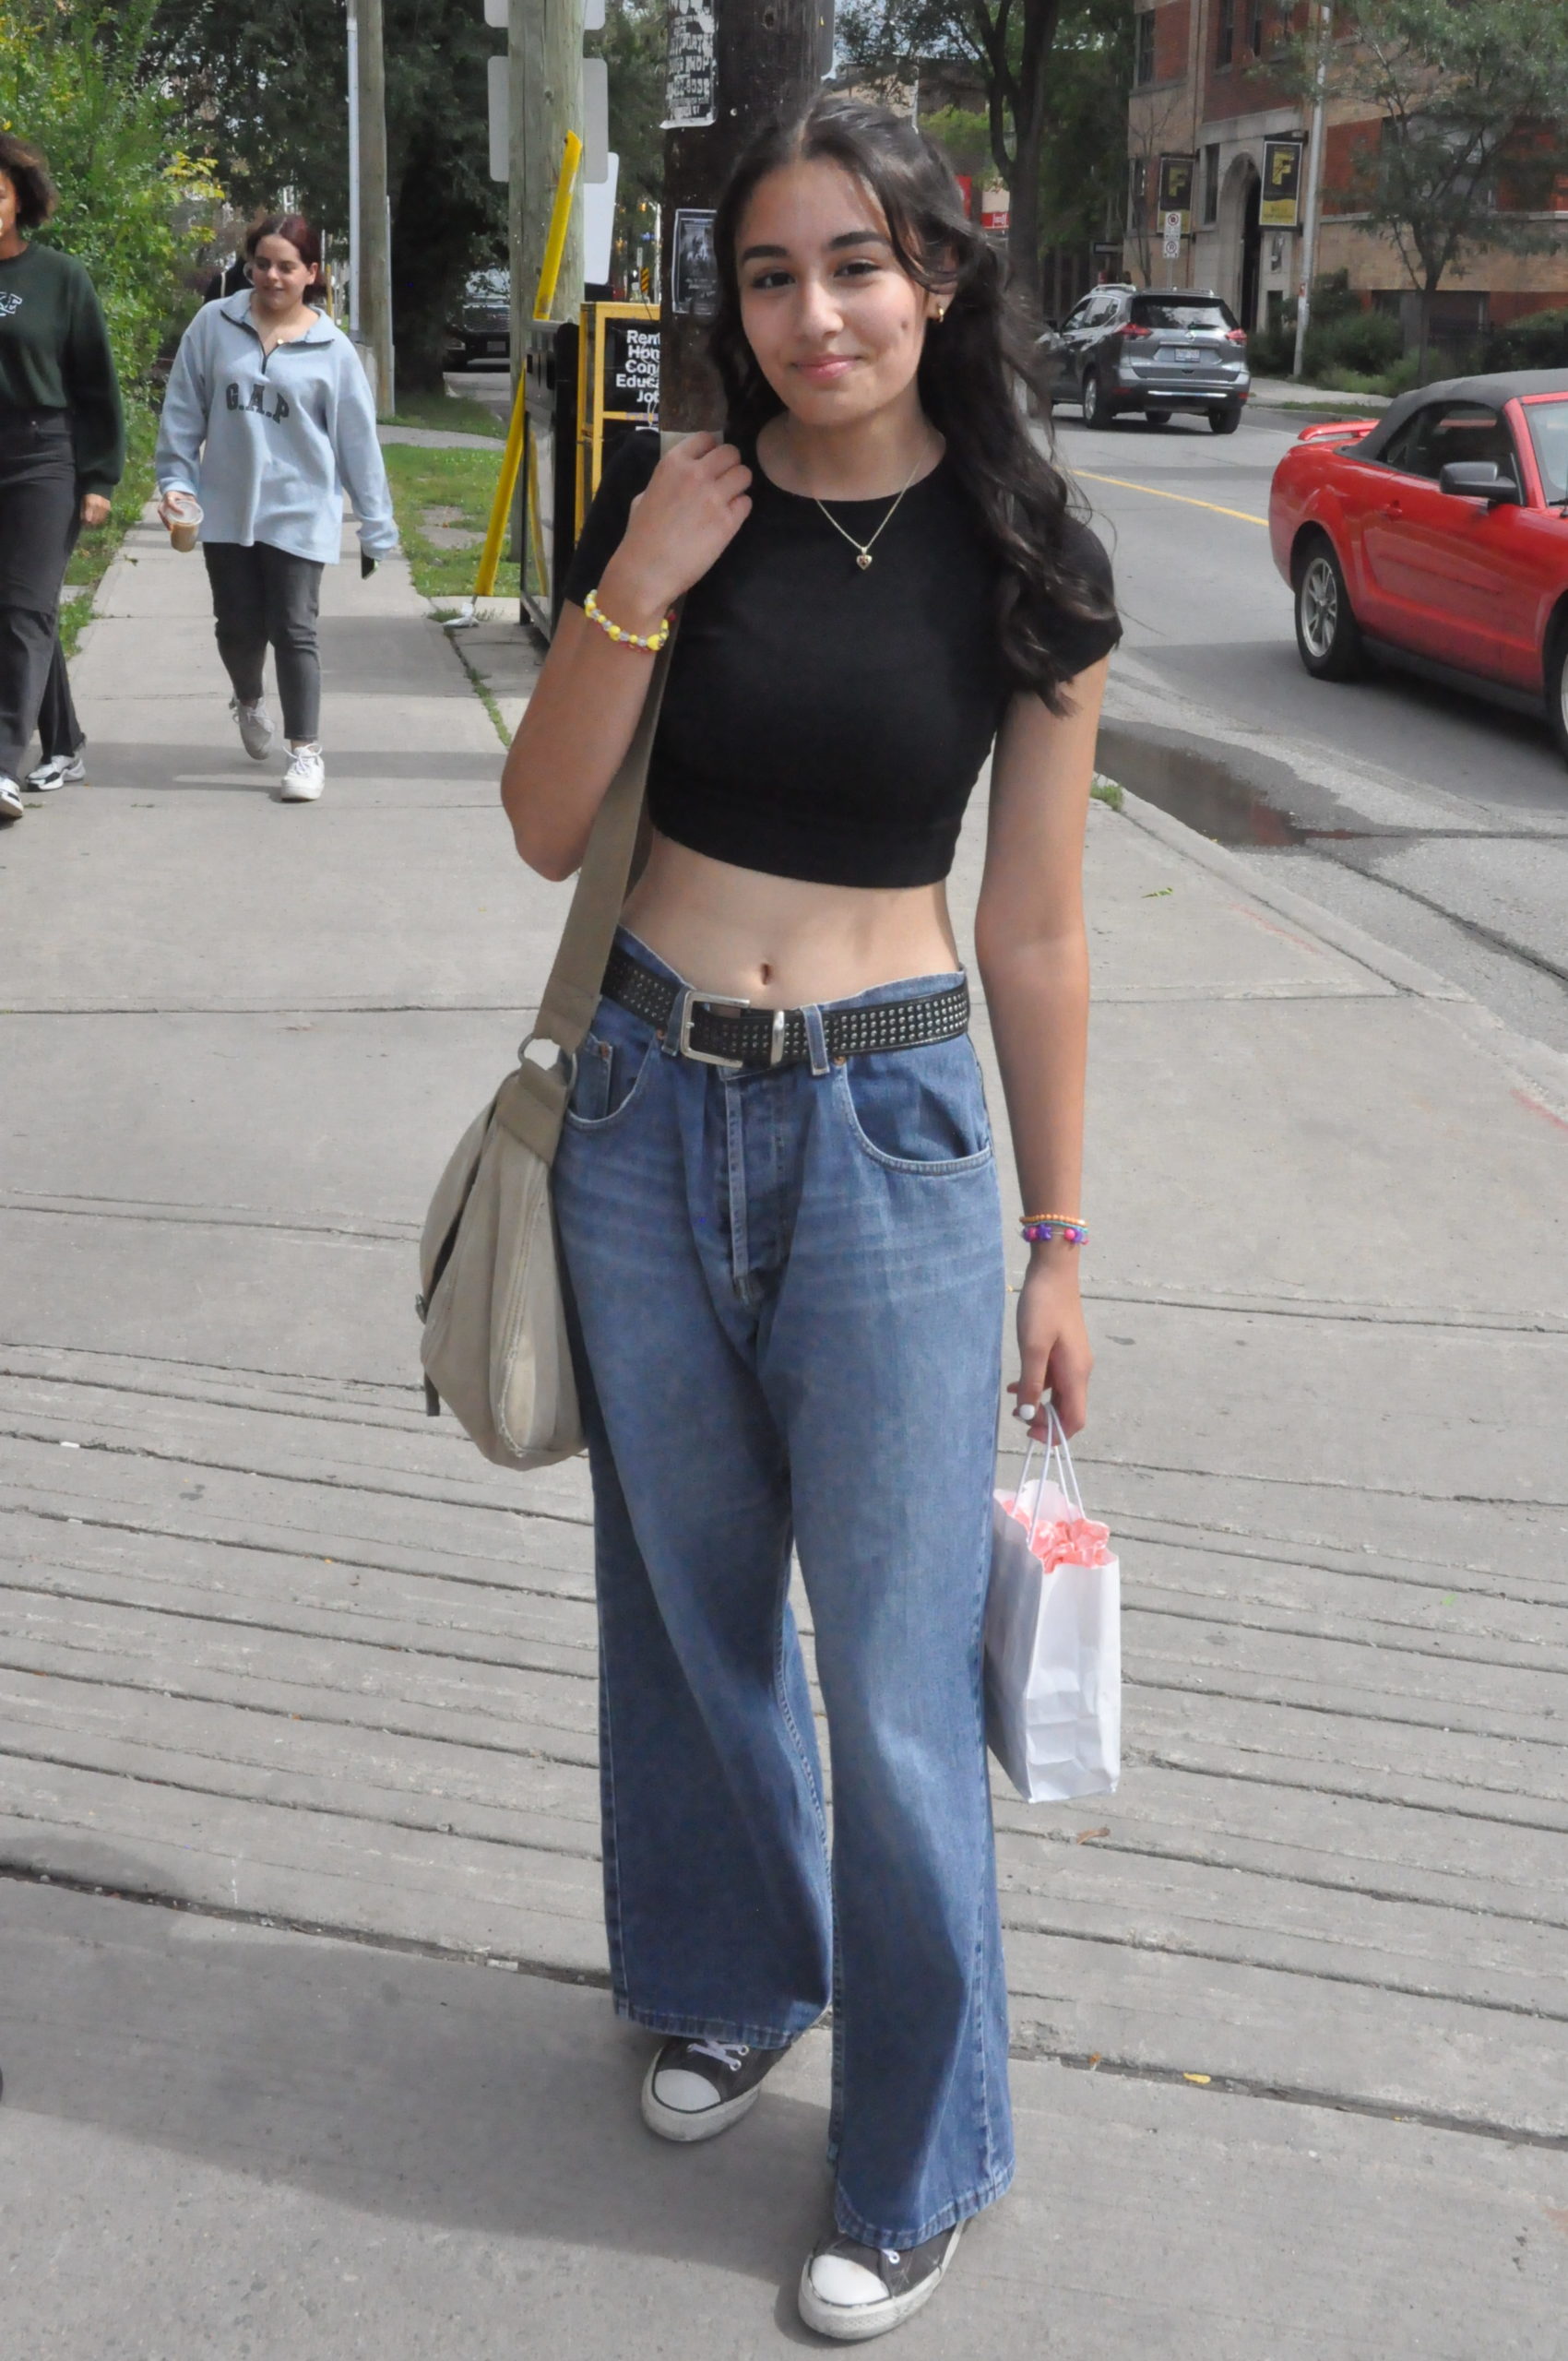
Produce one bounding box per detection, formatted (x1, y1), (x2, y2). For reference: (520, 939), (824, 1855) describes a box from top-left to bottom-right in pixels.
(1081, 372), (1114, 428)
(1294, 536), (1366, 682)
(1209, 399), (1241, 434)
(1145, 408), (1173, 427)
(1544, 622), (1568, 764)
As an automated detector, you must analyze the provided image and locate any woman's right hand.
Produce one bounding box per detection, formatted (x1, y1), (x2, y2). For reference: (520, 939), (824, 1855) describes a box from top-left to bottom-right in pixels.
(600, 433), (751, 623)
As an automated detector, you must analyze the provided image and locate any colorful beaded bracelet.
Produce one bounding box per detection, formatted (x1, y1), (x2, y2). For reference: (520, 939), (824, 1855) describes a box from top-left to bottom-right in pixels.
(1021, 1213), (1087, 1245)
(584, 585), (673, 653)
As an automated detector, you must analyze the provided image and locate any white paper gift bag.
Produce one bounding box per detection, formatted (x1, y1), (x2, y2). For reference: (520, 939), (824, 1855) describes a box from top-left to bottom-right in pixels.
(984, 1411), (1121, 1803)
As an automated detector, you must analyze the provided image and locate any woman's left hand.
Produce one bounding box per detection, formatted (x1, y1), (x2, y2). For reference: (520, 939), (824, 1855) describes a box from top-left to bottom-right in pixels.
(80, 493), (112, 528)
(1007, 1254), (1092, 1442)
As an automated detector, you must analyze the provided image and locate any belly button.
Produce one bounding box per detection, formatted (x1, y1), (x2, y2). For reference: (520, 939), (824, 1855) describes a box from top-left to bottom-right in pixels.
(758, 963), (772, 988)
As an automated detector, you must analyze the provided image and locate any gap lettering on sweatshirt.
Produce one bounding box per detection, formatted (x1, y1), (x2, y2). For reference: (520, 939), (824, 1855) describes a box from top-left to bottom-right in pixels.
(225, 380), (291, 423)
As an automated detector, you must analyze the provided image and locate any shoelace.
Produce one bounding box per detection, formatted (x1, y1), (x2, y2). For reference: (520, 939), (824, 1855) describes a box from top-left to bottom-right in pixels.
(684, 2037), (749, 2072)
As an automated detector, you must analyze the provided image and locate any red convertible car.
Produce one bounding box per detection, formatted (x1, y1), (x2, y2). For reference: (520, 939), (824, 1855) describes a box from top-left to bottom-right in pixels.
(1269, 368), (1568, 759)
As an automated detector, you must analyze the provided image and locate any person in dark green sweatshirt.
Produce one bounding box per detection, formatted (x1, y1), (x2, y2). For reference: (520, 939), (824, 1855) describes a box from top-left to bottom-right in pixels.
(0, 132), (124, 825)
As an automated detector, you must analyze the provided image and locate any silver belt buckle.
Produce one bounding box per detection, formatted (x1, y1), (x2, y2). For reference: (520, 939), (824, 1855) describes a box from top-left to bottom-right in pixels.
(678, 990), (751, 1068)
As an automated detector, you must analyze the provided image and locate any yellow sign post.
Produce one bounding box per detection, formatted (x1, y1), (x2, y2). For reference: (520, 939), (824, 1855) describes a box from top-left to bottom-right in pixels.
(472, 131), (584, 604)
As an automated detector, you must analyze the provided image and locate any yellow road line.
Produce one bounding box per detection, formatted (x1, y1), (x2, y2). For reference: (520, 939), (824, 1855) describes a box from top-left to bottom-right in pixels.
(1075, 469), (1268, 527)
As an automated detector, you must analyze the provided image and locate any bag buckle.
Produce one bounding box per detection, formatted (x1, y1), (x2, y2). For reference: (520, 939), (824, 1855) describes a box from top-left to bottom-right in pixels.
(677, 990), (751, 1068)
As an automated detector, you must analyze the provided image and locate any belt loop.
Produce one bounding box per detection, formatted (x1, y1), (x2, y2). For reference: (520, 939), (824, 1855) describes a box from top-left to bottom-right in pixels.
(662, 985), (690, 1057)
(802, 1003), (830, 1077)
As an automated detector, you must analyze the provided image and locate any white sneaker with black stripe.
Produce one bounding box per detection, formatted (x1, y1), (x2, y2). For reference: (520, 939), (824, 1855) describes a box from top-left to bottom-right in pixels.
(0, 776), (24, 825)
(25, 751), (86, 790)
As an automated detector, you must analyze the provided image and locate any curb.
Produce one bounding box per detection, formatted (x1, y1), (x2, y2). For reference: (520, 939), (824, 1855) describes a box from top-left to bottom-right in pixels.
(1114, 785), (1568, 1118)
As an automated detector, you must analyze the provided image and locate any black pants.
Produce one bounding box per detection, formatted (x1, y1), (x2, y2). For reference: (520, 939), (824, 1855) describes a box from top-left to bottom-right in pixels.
(203, 540), (325, 742)
(0, 409), (79, 781)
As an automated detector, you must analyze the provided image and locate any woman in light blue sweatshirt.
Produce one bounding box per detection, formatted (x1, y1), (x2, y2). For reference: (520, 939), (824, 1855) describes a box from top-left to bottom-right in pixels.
(156, 212), (398, 802)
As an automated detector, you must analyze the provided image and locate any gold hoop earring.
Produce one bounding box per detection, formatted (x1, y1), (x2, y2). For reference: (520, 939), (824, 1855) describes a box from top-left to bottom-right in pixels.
(933, 303), (946, 323)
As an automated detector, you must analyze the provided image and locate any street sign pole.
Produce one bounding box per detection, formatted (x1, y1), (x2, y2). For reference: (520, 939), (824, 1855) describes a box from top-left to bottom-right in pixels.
(659, 1), (834, 434)
(355, 0), (395, 413)
(1293, 0), (1332, 382)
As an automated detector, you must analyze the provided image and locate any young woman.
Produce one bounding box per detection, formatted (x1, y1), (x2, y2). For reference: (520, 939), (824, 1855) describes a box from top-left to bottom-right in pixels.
(502, 96), (1119, 2342)
(0, 133), (122, 825)
(156, 213), (398, 804)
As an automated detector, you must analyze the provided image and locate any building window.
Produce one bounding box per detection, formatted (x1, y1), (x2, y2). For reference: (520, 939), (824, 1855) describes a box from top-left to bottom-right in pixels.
(1248, 0), (1265, 53)
(1202, 144), (1221, 226)
(1129, 156), (1148, 234)
(1134, 8), (1156, 86)
(1217, 0), (1236, 68)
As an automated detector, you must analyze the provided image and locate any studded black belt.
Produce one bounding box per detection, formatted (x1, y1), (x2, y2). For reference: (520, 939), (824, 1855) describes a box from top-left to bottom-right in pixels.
(600, 943), (970, 1071)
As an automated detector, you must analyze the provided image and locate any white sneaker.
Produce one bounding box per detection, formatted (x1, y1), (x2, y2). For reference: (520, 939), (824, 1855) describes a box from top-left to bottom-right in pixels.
(0, 776), (24, 825)
(276, 744), (326, 802)
(25, 751), (86, 791)
(230, 695), (275, 761)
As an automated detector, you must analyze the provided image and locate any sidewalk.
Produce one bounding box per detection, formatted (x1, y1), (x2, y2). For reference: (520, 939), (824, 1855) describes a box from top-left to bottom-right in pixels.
(1, 518), (1565, 2356)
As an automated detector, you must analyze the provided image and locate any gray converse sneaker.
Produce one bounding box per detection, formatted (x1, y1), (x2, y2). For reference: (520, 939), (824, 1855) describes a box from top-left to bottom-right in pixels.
(640, 2035), (790, 2144)
(25, 750), (86, 790)
(276, 744), (325, 802)
(230, 695), (274, 761)
(799, 2220), (965, 2343)
(0, 777), (24, 825)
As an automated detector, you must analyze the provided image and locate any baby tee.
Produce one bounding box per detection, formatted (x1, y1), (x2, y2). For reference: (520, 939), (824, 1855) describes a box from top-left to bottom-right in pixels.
(562, 429), (1120, 888)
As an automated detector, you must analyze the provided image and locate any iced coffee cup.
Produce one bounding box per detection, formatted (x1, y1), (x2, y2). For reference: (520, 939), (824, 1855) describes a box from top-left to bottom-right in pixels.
(161, 489), (202, 552)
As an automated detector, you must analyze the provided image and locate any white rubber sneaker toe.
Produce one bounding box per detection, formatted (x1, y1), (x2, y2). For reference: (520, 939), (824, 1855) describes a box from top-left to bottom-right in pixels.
(276, 747), (326, 802)
(231, 697), (275, 761)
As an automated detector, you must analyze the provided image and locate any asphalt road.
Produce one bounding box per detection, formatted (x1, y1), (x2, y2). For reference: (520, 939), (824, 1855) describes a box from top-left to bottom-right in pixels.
(1061, 399), (1568, 1055)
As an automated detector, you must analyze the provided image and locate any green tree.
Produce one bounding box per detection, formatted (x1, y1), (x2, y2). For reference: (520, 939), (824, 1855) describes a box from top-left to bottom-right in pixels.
(148, 0), (506, 387)
(837, 0), (1064, 296)
(0, 0), (222, 389)
(1277, 0), (1568, 362)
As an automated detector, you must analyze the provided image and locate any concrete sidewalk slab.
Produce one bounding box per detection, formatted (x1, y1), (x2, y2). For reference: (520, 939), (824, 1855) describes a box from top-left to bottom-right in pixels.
(3, 503), (1567, 2351)
(2, 1881), (1564, 2361)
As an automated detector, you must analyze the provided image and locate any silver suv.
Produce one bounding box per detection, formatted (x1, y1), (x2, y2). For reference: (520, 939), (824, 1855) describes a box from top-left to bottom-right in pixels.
(1041, 286), (1251, 434)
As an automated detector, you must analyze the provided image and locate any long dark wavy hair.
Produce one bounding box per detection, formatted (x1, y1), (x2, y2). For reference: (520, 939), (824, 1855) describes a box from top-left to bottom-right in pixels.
(708, 94), (1115, 711)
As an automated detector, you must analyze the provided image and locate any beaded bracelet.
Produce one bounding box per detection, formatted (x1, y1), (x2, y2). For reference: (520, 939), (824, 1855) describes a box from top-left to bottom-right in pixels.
(1021, 1213), (1087, 1245)
(584, 585), (673, 653)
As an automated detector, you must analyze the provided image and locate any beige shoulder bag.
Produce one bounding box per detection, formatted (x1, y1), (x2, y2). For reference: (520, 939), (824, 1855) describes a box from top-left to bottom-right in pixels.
(416, 627), (677, 1469)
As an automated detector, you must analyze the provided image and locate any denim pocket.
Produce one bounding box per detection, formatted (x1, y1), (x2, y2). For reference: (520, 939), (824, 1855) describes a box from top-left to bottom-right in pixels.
(564, 1006), (656, 1132)
(835, 1033), (994, 1174)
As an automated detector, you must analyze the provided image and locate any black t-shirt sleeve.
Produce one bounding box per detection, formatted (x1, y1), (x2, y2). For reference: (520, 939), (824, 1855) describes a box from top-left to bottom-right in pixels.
(1045, 512), (1121, 679)
(560, 428), (661, 608)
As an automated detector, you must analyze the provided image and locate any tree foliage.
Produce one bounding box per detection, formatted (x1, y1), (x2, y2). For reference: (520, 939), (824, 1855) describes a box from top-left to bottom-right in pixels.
(147, 0), (506, 387)
(0, 0), (222, 388)
(1277, 0), (1568, 342)
(837, 0), (1127, 297)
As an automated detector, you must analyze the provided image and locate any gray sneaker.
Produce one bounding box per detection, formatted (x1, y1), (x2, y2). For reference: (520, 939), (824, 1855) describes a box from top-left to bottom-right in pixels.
(230, 695), (275, 761)
(799, 2220), (965, 2342)
(0, 776), (24, 825)
(25, 751), (86, 790)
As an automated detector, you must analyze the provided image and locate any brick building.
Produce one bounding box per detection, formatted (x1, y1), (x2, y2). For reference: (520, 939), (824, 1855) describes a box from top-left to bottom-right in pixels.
(1128, 0), (1568, 348)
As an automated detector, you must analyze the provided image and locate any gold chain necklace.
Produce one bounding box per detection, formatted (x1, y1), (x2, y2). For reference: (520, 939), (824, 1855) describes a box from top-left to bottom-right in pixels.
(811, 447), (932, 572)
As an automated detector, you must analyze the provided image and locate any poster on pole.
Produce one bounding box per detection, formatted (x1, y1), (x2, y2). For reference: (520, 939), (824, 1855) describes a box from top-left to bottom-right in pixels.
(1156, 154), (1194, 235)
(670, 208), (719, 316)
(664, 0), (717, 130)
(1261, 138), (1304, 228)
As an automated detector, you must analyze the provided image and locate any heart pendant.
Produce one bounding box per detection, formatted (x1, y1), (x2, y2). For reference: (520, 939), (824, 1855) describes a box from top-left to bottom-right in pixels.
(856, 550), (873, 571)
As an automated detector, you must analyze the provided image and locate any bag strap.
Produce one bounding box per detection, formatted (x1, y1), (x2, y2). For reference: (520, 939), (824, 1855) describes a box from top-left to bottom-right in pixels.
(529, 611), (680, 1060)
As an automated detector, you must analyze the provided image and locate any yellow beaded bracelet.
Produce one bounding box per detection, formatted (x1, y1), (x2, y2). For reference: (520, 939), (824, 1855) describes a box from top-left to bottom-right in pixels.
(584, 585), (672, 653)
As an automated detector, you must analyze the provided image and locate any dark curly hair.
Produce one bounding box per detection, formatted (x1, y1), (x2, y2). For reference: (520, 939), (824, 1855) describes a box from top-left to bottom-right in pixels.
(708, 94), (1116, 712)
(0, 133), (59, 232)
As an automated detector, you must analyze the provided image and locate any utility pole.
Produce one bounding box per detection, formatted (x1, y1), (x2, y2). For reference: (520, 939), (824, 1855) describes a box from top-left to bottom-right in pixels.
(354, 0), (395, 413)
(1292, 0), (1332, 381)
(659, 1), (833, 433)
(510, 0), (584, 355)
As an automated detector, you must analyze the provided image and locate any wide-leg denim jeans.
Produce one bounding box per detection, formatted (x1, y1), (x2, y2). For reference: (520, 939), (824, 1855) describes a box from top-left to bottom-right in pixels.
(552, 929), (1013, 2250)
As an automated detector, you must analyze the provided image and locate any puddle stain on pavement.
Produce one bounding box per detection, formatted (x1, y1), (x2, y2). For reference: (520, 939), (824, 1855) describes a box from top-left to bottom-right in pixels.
(1095, 722), (1373, 849)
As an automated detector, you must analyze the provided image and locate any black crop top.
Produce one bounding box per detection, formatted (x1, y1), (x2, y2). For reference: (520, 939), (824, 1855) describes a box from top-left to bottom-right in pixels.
(561, 429), (1120, 888)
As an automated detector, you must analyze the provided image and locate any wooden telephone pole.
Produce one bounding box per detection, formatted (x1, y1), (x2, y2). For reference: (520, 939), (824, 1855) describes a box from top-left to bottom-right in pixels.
(659, 1), (834, 433)
(353, 0), (395, 414)
(510, 0), (585, 366)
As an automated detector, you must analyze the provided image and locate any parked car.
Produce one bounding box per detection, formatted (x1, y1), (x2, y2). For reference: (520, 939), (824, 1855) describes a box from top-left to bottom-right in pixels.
(1269, 368), (1568, 760)
(1039, 285), (1251, 433)
(445, 267), (511, 371)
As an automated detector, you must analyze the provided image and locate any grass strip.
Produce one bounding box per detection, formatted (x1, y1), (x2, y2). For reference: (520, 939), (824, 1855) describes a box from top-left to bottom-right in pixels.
(58, 398), (159, 655)
(1090, 773), (1123, 812)
(387, 387), (506, 439)
(382, 442), (521, 599)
